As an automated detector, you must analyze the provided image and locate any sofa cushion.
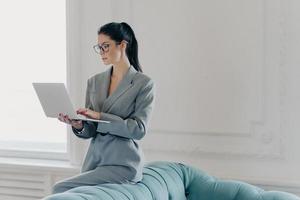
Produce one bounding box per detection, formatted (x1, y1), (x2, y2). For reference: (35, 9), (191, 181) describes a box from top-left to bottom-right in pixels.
(43, 161), (300, 200)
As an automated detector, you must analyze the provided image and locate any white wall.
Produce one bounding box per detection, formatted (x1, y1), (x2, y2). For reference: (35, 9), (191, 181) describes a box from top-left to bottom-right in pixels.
(1, 0), (300, 199)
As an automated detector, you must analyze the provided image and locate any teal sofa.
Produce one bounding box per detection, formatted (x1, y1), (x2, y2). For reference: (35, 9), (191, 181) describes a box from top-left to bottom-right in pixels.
(44, 161), (300, 200)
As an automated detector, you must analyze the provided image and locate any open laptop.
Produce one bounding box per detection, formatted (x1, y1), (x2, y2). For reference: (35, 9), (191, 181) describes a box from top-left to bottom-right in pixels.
(32, 83), (110, 123)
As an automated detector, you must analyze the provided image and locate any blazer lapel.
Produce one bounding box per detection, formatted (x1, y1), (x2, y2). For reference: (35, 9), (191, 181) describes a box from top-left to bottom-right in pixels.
(95, 69), (110, 112)
(102, 65), (137, 112)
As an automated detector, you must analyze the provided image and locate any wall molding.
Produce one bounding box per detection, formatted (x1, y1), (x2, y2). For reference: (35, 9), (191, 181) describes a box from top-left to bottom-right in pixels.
(141, 0), (288, 160)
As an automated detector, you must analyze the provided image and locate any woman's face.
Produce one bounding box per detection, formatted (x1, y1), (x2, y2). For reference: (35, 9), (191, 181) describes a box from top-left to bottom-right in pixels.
(97, 34), (123, 65)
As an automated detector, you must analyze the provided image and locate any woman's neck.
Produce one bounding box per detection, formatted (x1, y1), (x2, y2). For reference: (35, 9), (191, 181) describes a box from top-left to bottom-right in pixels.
(111, 58), (131, 80)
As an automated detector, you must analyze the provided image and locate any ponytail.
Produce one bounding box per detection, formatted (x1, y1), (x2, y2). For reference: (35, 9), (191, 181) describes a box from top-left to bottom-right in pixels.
(120, 22), (142, 73)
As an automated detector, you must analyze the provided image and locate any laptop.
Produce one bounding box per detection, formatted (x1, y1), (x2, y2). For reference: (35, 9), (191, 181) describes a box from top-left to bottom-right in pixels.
(32, 83), (110, 123)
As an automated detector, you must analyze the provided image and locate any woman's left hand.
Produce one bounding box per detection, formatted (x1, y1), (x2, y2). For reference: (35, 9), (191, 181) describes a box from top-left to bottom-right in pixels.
(76, 108), (101, 120)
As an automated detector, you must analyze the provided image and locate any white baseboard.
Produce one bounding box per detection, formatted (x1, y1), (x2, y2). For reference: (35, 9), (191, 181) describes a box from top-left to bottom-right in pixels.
(0, 157), (79, 199)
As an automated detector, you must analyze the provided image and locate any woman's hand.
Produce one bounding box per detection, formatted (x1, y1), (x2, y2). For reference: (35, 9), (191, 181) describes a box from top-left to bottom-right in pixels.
(76, 108), (101, 120)
(58, 113), (83, 130)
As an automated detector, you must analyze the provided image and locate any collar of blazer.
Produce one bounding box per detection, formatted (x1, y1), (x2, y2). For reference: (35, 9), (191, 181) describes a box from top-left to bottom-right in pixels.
(102, 65), (137, 112)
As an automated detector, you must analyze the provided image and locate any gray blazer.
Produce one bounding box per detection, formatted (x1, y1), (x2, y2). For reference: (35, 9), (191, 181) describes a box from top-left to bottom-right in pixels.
(72, 65), (155, 182)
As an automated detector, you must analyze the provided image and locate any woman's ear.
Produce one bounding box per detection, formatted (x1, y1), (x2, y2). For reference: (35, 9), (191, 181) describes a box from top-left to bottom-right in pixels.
(120, 40), (128, 50)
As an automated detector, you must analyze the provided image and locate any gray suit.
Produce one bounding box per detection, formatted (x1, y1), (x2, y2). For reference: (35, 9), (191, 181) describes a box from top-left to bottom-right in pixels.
(52, 65), (155, 194)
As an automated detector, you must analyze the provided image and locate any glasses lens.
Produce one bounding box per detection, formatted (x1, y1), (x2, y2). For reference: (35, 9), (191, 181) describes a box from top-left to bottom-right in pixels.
(102, 44), (109, 52)
(93, 45), (100, 54)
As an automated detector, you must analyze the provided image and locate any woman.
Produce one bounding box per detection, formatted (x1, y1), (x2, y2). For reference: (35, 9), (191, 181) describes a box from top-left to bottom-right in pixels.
(53, 22), (155, 194)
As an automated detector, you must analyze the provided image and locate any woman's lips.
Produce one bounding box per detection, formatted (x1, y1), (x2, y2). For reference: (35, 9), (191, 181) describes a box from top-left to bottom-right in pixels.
(102, 58), (107, 60)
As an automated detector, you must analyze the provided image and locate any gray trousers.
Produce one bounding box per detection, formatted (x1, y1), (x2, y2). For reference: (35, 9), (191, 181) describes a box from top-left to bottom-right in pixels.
(52, 165), (137, 194)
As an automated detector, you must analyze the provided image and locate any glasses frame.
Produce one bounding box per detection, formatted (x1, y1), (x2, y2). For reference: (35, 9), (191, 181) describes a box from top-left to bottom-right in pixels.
(93, 41), (122, 55)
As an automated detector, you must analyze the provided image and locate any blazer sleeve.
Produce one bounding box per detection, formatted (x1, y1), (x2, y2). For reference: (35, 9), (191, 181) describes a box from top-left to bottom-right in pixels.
(96, 79), (155, 140)
(72, 78), (97, 139)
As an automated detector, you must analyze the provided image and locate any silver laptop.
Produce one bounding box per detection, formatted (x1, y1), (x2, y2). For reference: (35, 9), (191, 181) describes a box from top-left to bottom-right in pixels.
(32, 83), (110, 123)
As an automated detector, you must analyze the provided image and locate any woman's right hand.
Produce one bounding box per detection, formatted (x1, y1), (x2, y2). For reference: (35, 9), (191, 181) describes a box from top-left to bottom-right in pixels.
(58, 113), (83, 130)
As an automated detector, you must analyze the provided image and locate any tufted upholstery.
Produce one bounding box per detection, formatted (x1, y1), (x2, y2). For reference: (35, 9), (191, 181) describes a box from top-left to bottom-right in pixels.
(43, 161), (300, 200)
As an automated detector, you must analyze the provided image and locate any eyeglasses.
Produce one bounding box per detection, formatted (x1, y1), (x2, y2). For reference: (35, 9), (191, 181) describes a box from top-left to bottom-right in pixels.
(93, 42), (121, 54)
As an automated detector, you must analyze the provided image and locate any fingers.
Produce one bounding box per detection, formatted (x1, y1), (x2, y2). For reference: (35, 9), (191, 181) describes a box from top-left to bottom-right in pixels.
(58, 113), (72, 125)
(76, 108), (88, 115)
(58, 113), (65, 123)
(75, 108), (99, 120)
(57, 113), (83, 130)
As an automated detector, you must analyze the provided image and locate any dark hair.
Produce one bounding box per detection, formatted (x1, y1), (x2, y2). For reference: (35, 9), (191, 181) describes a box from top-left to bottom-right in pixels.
(98, 22), (142, 73)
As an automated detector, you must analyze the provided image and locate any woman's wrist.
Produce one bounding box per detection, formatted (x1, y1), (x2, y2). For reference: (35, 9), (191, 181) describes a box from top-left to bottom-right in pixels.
(76, 126), (83, 130)
(73, 123), (84, 131)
